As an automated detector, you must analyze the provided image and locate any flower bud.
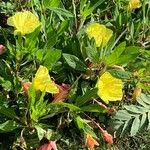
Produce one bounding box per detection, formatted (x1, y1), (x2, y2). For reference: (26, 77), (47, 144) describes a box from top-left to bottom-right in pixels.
(0, 44), (6, 55)
(102, 130), (113, 144)
(22, 82), (31, 96)
(38, 141), (57, 150)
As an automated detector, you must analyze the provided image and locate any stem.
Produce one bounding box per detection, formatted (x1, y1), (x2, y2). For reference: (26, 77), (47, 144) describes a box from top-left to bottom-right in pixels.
(84, 113), (105, 133)
(72, 0), (77, 30)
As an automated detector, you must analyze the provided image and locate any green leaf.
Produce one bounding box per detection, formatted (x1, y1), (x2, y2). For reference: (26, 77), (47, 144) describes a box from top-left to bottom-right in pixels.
(75, 116), (85, 130)
(48, 102), (81, 112)
(45, 26), (57, 47)
(113, 110), (132, 121)
(130, 116), (140, 136)
(120, 119), (132, 137)
(85, 42), (100, 63)
(124, 105), (146, 114)
(80, 104), (107, 113)
(43, 49), (61, 70)
(147, 112), (150, 129)
(43, 0), (60, 8)
(109, 70), (132, 79)
(105, 42), (126, 65)
(49, 7), (73, 18)
(0, 99), (18, 119)
(112, 94), (150, 137)
(140, 113), (147, 128)
(138, 93), (150, 105)
(75, 88), (97, 106)
(35, 125), (46, 140)
(0, 120), (20, 132)
(75, 116), (96, 137)
(63, 53), (87, 71)
(25, 26), (41, 50)
(57, 20), (70, 35)
(116, 46), (141, 65)
(80, 0), (104, 18)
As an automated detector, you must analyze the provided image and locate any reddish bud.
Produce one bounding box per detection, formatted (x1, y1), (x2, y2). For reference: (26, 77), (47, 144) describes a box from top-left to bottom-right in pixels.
(0, 44), (6, 55)
(38, 141), (57, 150)
(22, 82), (31, 96)
(102, 130), (113, 144)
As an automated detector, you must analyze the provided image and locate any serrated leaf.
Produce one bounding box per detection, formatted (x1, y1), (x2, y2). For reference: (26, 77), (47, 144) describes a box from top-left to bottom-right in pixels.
(0, 120), (20, 132)
(130, 116), (140, 136)
(0, 103), (18, 120)
(63, 53), (87, 71)
(43, 49), (61, 70)
(116, 46), (141, 65)
(75, 88), (97, 106)
(105, 42), (126, 65)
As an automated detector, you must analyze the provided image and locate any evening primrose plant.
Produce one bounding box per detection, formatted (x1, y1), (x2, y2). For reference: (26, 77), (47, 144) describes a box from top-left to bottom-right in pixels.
(0, 0), (150, 150)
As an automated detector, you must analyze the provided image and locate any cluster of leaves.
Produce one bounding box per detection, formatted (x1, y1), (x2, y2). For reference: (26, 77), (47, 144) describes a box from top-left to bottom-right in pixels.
(0, 0), (150, 150)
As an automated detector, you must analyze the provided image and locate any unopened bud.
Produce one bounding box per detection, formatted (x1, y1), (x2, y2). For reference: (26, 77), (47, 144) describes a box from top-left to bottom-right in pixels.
(22, 82), (31, 96)
(102, 130), (113, 144)
(0, 44), (6, 55)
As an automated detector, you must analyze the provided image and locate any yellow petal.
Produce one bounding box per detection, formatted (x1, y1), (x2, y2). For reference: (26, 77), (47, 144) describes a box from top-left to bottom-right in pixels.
(7, 11), (40, 35)
(86, 23), (113, 47)
(128, 0), (142, 10)
(33, 65), (59, 94)
(96, 72), (123, 104)
(102, 28), (113, 47)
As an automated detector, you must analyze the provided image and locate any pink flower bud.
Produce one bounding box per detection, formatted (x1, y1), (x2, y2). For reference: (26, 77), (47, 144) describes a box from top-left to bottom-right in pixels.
(0, 44), (6, 55)
(102, 130), (113, 144)
(22, 82), (31, 96)
(38, 141), (57, 150)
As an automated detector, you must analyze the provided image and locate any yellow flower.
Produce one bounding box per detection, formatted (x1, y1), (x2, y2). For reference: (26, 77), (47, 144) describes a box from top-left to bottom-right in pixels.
(7, 11), (40, 35)
(86, 23), (113, 47)
(33, 65), (59, 94)
(96, 72), (123, 104)
(128, 0), (142, 10)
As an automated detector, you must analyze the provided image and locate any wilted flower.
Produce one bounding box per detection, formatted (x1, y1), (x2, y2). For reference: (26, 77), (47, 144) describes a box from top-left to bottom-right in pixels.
(128, 0), (142, 10)
(53, 83), (70, 102)
(132, 86), (141, 100)
(38, 141), (57, 150)
(102, 130), (113, 144)
(96, 72), (123, 104)
(85, 134), (99, 150)
(7, 11), (40, 35)
(0, 44), (6, 55)
(33, 65), (59, 94)
(86, 23), (113, 47)
(22, 82), (31, 96)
